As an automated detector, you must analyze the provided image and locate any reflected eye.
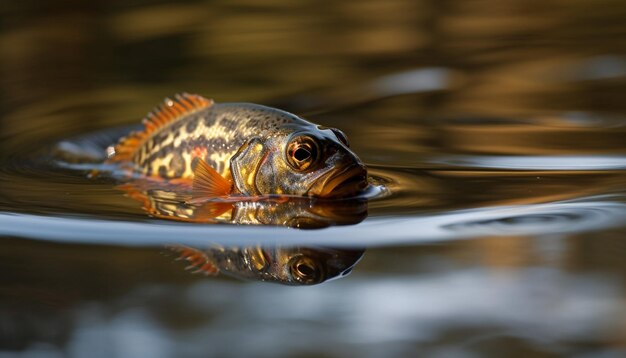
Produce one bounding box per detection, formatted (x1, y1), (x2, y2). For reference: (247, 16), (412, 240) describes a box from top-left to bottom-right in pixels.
(331, 128), (350, 147)
(287, 136), (319, 171)
(289, 256), (323, 284)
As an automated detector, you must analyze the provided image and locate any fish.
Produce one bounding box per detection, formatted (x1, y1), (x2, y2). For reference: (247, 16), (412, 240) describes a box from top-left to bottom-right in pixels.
(168, 244), (364, 285)
(106, 93), (368, 202)
(116, 176), (368, 227)
(57, 94), (371, 284)
(114, 168), (367, 284)
(117, 172), (368, 285)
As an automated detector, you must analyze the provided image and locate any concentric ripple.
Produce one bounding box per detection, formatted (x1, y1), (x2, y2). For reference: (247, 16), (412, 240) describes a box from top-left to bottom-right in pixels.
(1, 196), (624, 247)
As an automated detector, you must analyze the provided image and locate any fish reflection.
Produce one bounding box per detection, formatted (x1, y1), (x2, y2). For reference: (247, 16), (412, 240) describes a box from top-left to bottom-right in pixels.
(118, 180), (367, 284)
(117, 174), (368, 285)
(117, 178), (368, 228)
(169, 245), (364, 285)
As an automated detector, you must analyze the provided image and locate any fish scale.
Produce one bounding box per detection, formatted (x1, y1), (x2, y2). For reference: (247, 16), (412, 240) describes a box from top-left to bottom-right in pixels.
(107, 92), (367, 200)
(108, 94), (305, 179)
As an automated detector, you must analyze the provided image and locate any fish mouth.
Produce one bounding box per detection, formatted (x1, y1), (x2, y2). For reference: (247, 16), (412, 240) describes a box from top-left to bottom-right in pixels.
(307, 164), (367, 198)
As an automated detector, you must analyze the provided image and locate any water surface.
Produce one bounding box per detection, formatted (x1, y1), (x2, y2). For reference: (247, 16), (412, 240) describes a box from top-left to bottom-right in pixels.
(2, 0), (626, 357)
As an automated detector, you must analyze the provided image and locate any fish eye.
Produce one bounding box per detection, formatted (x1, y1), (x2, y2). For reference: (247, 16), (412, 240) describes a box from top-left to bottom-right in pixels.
(286, 136), (319, 171)
(294, 147), (310, 161)
(330, 128), (350, 147)
(289, 256), (323, 284)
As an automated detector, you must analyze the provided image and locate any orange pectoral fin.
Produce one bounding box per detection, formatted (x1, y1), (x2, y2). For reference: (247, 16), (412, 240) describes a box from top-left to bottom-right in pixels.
(192, 159), (232, 199)
(195, 201), (234, 221)
(167, 245), (220, 275)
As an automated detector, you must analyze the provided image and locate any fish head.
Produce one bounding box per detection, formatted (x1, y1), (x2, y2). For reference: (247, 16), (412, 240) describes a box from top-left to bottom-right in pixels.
(231, 123), (367, 198)
(217, 246), (364, 285)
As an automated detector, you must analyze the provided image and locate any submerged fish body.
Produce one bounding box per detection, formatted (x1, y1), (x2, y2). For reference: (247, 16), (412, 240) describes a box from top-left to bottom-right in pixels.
(119, 176), (368, 285)
(107, 93), (367, 199)
(117, 177), (368, 227)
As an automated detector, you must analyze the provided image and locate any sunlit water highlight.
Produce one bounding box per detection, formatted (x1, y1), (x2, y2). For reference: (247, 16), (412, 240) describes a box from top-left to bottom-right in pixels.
(434, 155), (626, 170)
(2, 0), (626, 356)
(1, 196), (624, 247)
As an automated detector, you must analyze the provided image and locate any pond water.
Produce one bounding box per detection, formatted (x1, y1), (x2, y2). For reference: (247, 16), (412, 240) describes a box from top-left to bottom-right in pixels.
(2, 0), (626, 357)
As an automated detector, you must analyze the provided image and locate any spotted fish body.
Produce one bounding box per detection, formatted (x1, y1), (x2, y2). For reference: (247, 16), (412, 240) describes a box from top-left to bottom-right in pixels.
(114, 95), (309, 179)
(108, 93), (367, 199)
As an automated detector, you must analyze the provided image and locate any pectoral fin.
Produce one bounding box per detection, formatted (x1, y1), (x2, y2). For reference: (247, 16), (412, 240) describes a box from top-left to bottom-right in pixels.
(192, 159), (232, 199)
(194, 201), (234, 221)
(167, 245), (219, 275)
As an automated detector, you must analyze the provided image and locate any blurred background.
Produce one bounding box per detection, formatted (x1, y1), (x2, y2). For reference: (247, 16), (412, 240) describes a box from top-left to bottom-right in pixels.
(1, 0), (626, 357)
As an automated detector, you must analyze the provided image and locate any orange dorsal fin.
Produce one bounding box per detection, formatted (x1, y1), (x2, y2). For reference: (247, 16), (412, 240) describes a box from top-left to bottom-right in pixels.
(107, 93), (214, 162)
(167, 245), (219, 275)
(192, 159), (232, 199)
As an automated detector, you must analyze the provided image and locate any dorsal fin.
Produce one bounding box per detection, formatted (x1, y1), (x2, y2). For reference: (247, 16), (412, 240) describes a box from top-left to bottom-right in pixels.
(167, 245), (219, 275)
(107, 93), (214, 162)
(192, 159), (232, 199)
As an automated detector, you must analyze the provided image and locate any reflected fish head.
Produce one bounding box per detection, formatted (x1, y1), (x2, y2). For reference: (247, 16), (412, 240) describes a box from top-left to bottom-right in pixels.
(217, 246), (364, 285)
(231, 120), (367, 198)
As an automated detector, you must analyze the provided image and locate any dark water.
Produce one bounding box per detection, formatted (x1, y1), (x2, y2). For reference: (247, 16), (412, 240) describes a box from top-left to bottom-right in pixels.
(2, 0), (626, 357)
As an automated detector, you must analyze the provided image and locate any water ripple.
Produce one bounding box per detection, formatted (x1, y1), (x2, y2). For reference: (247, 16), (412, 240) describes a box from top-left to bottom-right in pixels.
(432, 155), (626, 170)
(1, 196), (624, 248)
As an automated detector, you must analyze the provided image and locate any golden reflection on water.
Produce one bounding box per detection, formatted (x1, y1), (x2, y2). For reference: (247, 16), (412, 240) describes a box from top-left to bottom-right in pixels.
(1, 0), (626, 356)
